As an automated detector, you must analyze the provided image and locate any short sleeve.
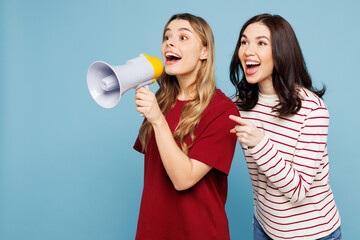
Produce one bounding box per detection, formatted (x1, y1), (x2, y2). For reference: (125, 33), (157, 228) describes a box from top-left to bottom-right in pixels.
(188, 106), (239, 175)
(133, 119), (147, 154)
(133, 136), (143, 153)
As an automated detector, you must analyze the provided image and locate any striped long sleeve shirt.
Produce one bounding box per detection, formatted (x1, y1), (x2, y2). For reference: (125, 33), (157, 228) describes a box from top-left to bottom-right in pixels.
(238, 88), (341, 240)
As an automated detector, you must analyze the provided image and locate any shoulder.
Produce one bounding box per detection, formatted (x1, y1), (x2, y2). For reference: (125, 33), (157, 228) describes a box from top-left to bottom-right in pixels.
(198, 89), (239, 130)
(206, 89), (239, 116)
(297, 87), (329, 117)
(298, 87), (326, 108)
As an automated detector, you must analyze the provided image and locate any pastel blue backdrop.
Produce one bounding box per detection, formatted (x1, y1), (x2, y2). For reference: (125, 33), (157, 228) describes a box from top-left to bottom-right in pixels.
(1, 0), (359, 239)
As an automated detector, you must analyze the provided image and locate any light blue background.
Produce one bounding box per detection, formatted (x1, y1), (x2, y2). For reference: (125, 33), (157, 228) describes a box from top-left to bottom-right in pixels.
(1, 0), (359, 239)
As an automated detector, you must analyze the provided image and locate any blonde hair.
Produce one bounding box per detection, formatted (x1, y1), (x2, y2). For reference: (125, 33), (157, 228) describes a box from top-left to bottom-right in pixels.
(139, 13), (216, 155)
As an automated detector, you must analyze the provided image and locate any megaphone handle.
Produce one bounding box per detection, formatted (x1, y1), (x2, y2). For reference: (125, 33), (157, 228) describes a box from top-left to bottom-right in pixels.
(138, 85), (149, 117)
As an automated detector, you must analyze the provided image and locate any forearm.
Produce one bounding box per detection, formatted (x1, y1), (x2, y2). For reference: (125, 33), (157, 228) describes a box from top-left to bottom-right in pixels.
(250, 136), (322, 203)
(152, 116), (208, 190)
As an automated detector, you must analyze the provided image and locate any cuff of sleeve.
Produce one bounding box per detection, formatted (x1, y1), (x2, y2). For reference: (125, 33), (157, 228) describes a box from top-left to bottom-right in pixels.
(133, 145), (144, 154)
(248, 136), (270, 160)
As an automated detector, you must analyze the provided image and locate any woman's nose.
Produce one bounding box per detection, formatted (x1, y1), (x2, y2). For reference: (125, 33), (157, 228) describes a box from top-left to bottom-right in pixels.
(168, 41), (175, 47)
(244, 44), (255, 56)
(166, 37), (175, 47)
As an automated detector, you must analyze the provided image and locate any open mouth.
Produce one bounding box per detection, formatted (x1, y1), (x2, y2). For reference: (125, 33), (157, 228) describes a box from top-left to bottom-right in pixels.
(245, 61), (260, 75)
(165, 52), (182, 64)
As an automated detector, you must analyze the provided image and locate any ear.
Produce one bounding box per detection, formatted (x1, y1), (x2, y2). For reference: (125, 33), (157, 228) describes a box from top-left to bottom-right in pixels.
(200, 46), (208, 60)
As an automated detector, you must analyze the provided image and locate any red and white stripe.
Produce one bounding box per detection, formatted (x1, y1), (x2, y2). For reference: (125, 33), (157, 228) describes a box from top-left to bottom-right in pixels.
(239, 88), (341, 240)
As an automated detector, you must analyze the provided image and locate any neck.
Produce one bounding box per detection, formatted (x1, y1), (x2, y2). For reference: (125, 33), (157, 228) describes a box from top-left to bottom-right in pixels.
(176, 64), (201, 101)
(176, 75), (196, 100)
(258, 78), (276, 95)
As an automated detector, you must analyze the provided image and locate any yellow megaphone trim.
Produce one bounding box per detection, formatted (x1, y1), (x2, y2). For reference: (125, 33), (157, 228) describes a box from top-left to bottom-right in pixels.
(142, 54), (163, 81)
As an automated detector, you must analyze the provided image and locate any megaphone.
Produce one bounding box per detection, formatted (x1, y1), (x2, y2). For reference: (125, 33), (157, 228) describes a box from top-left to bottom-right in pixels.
(87, 53), (163, 108)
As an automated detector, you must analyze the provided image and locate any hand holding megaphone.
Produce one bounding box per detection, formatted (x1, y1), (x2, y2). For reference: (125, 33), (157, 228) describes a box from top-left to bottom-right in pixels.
(87, 54), (163, 109)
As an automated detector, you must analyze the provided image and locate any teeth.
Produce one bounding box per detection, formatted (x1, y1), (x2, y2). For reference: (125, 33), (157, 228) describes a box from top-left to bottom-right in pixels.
(166, 52), (181, 58)
(246, 62), (260, 66)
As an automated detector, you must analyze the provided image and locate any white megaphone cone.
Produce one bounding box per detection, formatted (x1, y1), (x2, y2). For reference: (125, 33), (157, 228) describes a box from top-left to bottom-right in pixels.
(87, 54), (163, 109)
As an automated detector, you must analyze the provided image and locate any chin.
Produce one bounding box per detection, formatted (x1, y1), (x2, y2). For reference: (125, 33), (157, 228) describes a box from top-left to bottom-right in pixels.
(165, 65), (184, 76)
(245, 76), (259, 85)
(165, 68), (177, 76)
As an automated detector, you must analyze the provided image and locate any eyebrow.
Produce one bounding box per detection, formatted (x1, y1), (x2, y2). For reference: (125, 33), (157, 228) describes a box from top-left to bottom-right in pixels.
(164, 27), (193, 34)
(242, 34), (270, 41)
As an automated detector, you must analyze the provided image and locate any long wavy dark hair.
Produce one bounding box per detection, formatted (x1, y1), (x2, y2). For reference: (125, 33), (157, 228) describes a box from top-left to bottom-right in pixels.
(230, 14), (325, 116)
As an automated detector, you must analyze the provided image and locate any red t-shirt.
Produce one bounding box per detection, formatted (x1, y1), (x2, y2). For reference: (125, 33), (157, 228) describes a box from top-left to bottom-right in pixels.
(133, 89), (239, 240)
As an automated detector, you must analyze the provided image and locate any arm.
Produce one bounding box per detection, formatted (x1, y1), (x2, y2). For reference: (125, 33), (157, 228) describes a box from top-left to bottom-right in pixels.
(152, 116), (212, 190)
(135, 87), (211, 191)
(230, 107), (329, 203)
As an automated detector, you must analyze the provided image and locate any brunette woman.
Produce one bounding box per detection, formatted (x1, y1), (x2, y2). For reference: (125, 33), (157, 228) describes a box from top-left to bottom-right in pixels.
(229, 14), (341, 240)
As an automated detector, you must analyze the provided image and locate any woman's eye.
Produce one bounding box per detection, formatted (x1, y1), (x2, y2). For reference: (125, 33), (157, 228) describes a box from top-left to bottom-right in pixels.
(259, 41), (267, 46)
(163, 36), (169, 41)
(240, 40), (247, 45)
(180, 36), (188, 40)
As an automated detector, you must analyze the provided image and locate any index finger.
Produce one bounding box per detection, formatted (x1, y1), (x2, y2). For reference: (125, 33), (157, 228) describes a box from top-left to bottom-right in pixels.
(229, 115), (249, 125)
(135, 87), (148, 94)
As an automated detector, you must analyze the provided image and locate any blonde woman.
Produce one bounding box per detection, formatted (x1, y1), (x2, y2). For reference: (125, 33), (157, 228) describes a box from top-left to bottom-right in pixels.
(133, 13), (239, 239)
